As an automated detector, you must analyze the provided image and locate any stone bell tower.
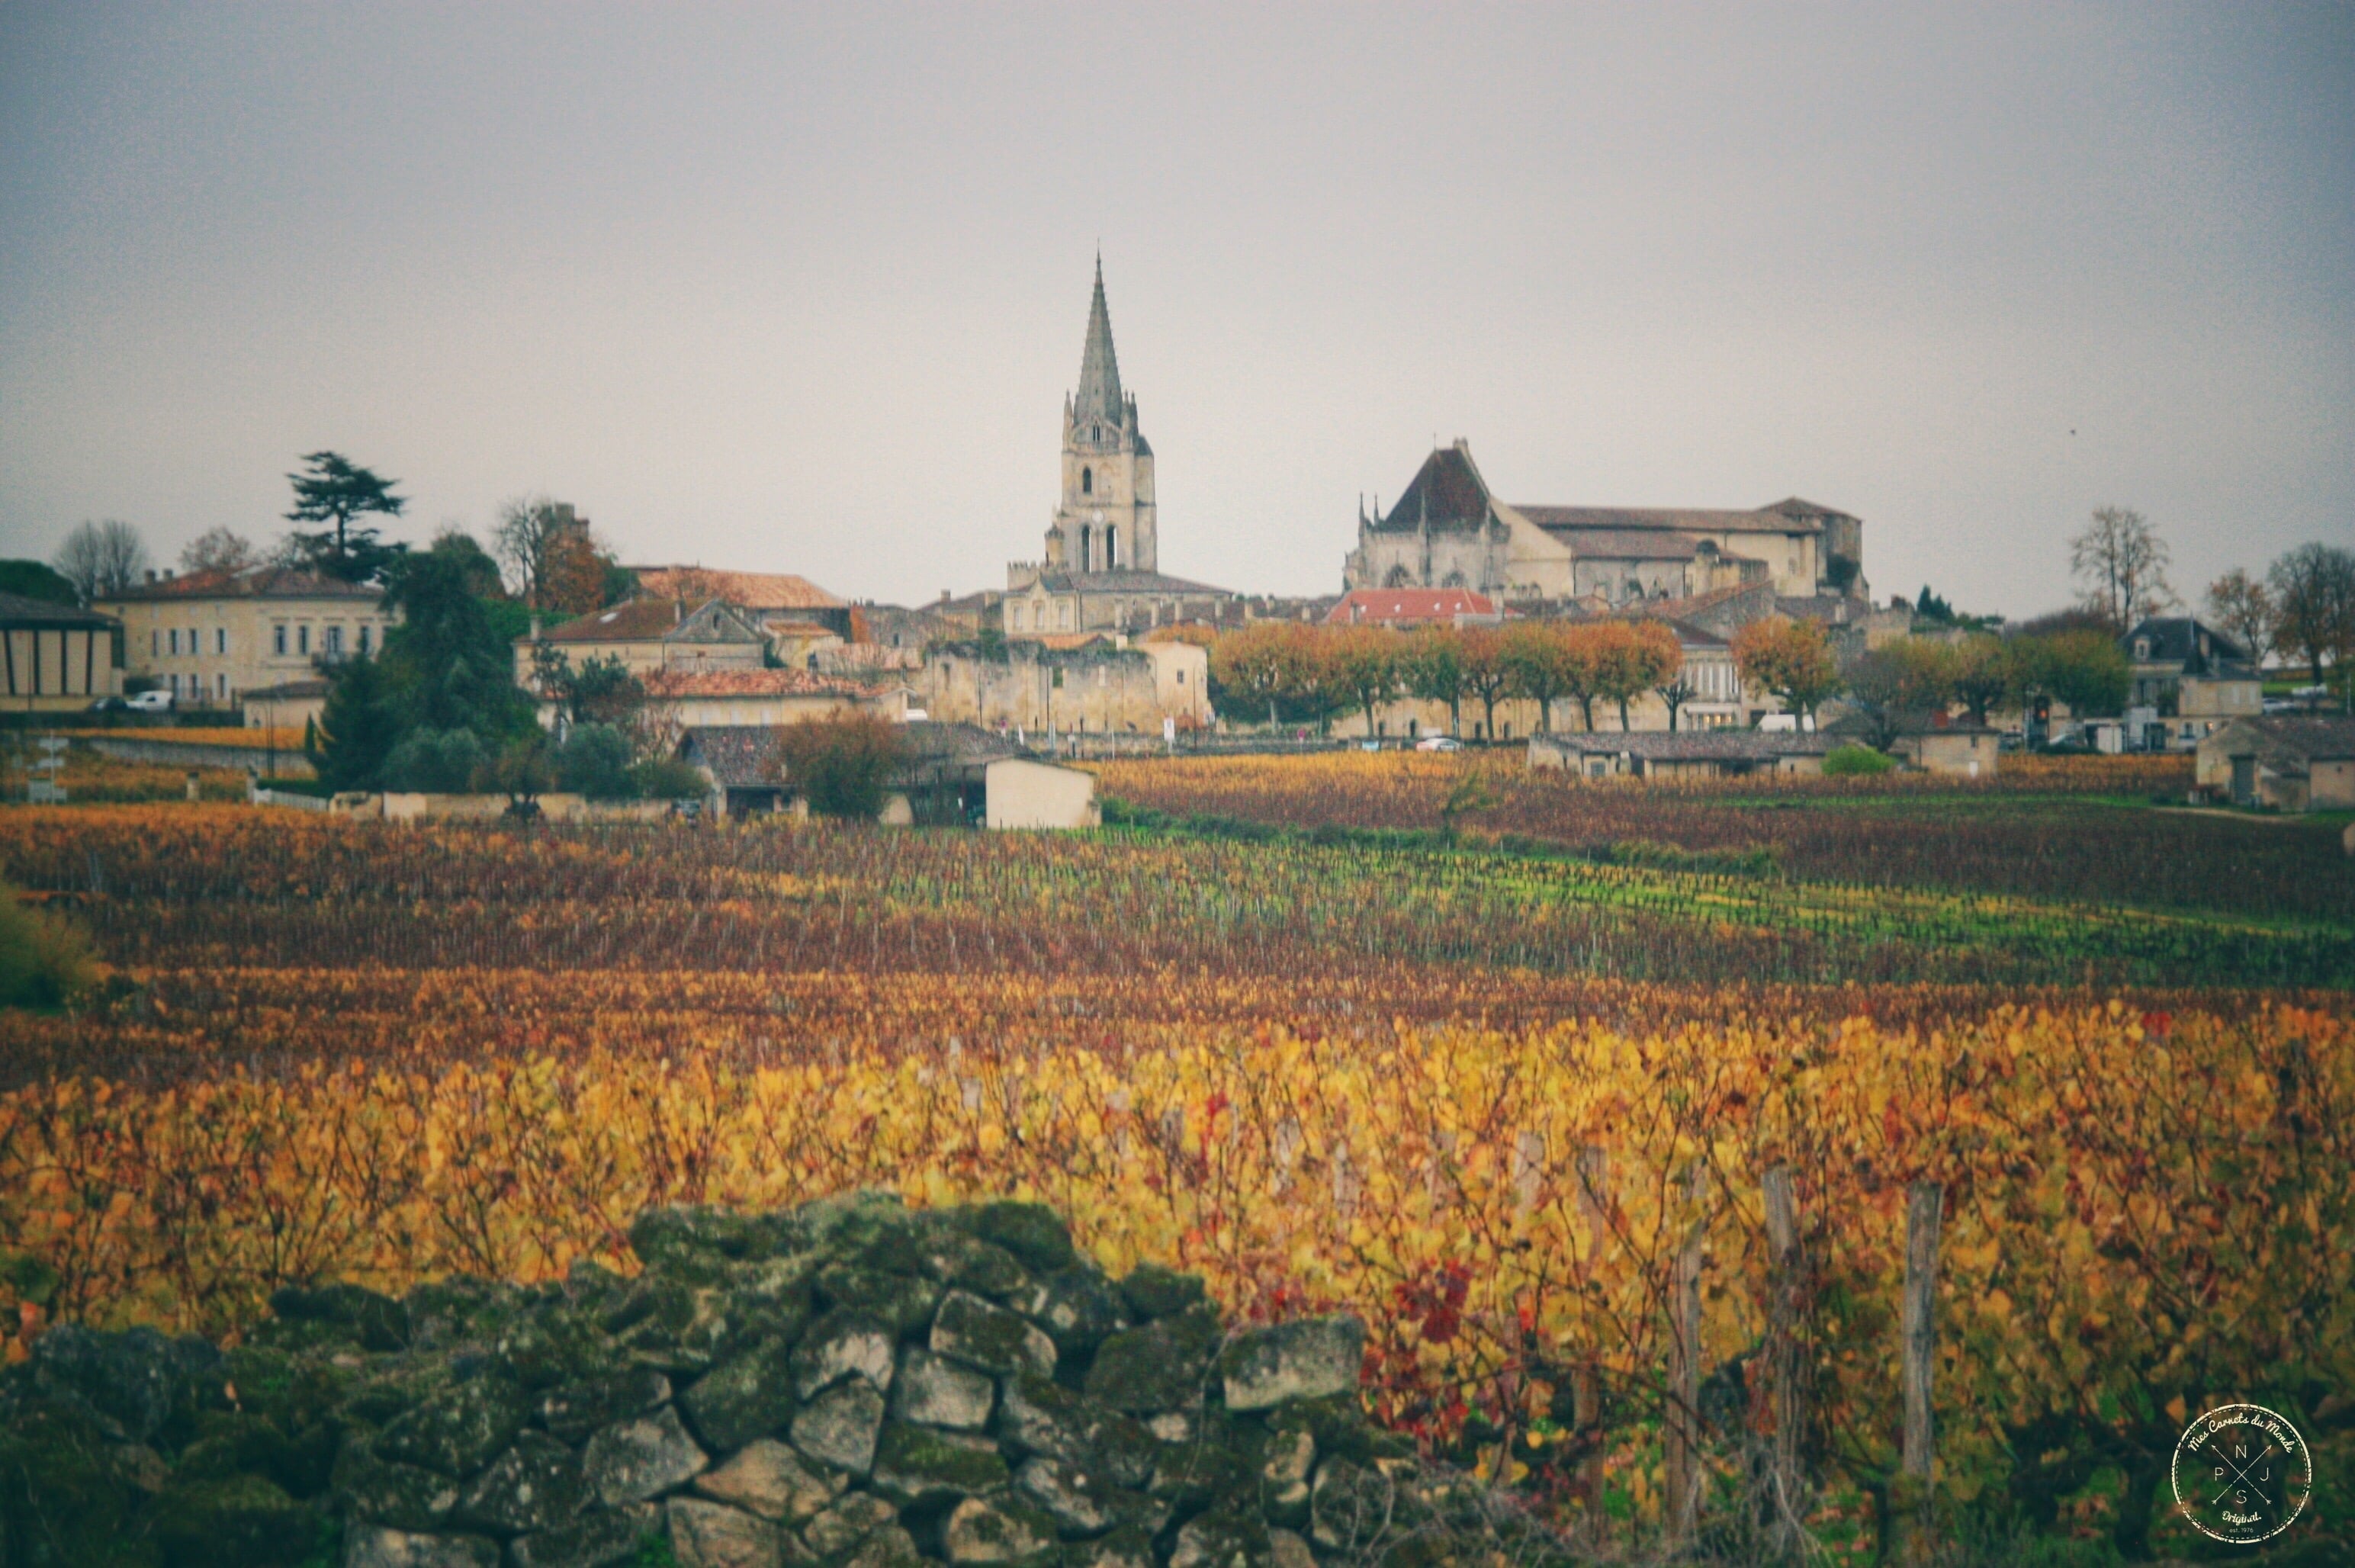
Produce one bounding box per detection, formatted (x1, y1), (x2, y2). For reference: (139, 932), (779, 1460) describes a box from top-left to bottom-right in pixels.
(1043, 258), (1157, 577)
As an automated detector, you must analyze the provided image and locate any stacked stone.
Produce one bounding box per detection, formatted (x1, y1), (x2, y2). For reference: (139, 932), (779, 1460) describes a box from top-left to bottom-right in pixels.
(0, 1191), (1462, 1568)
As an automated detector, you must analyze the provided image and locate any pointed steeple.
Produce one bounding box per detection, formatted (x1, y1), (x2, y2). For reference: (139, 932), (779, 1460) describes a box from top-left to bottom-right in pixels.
(1072, 255), (1124, 429)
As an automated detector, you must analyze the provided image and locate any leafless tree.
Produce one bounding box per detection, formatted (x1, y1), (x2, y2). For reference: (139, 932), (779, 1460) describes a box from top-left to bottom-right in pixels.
(179, 526), (255, 577)
(2269, 542), (2355, 690)
(2068, 506), (2174, 630)
(493, 495), (570, 609)
(52, 519), (149, 602)
(2202, 567), (2276, 667)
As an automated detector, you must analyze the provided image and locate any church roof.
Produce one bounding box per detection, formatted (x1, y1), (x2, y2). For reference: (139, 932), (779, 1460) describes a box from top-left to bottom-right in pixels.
(1543, 530), (1703, 561)
(1375, 445), (1492, 533)
(1073, 258), (1125, 427)
(1516, 505), (1823, 536)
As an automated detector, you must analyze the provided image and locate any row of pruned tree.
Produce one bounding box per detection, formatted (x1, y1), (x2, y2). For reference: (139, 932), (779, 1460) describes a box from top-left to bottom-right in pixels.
(1204, 619), (1686, 736)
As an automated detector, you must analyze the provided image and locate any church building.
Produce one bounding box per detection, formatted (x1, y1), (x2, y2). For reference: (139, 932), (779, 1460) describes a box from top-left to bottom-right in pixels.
(1345, 441), (1868, 608)
(1005, 262), (1233, 638)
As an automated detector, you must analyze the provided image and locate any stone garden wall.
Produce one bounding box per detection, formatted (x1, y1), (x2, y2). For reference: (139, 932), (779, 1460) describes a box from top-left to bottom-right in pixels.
(0, 1192), (1540, 1568)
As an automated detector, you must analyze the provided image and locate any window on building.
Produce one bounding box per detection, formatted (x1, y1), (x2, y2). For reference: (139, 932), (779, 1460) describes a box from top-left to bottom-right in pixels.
(1106, 528), (1118, 570)
(358, 625), (371, 654)
(1081, 468), (1092, 495)
(297, 625), (310, 655)
(217, 673), (228, 700)
(169, 629), (180, 655)
(214, 628), (228, 654)
(325, 625), (344, 657)
(273, 625), (288, 656)
(151, 630), (159, 657)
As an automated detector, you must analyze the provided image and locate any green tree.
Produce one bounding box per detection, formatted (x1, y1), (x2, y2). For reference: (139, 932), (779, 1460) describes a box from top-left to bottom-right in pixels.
(2010, 629), (2130, 717)
(0, 885), (96, 1010)
(380, 551), (533, 739)
(284, 451), (407, 583)
(768, 711), (909, 820)
(1399, 626), (1466, 736)
(1501, 622), (1588, 734)
(429, 527), (507, 599)
(308, 654), (402, 791)
(1458, 627), (1515, 741)
(1950, 635), (2011, 725)
(0, 561), (79, 606)
(555, 724), (636, 798)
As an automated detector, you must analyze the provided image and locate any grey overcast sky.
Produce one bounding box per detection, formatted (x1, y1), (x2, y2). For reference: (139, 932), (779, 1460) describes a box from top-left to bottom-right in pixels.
(2, 4), (2350, 615)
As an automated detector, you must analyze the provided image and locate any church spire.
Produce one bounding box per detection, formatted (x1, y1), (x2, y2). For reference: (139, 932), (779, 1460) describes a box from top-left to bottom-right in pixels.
(1073, 255), (1124, 429)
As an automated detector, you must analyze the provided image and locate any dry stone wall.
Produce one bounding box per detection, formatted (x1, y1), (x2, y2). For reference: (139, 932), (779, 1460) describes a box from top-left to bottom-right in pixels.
(0, 1192), (1548, 1568)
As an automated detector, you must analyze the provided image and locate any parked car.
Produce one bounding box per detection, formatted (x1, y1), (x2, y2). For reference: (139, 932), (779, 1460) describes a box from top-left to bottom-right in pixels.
(1415, 735), (1463, 752)
(85, 696), (130, 714)
(125, 689), (175, 712)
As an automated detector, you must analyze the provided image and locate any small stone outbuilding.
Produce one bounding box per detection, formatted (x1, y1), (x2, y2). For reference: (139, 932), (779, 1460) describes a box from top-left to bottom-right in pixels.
(1529, 729), (1835, 780)
(2196, 716), (2355, 811)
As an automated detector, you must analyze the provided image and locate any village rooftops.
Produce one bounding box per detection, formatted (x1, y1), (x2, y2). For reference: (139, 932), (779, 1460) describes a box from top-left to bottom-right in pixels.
(640, 667), (895, 700)
(1326, 588), (1499, 625)
(98, 565), (380, 602)
(1366, 445), (1839, 538)
(628, 567), (844, 611)
(1021, 568), (1233, 596)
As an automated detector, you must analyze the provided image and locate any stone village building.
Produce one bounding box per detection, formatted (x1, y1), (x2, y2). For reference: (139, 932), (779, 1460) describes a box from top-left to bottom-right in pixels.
(1345, 440), (1867, 609)
(96, 565), (395, 712)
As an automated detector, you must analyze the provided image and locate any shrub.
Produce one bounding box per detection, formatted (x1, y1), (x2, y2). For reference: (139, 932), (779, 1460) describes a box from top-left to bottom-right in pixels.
(1823, 744), (1896, 776)
(381, 728), (487, 793)
(768, 712), (909, 820)
(0, 888), (96, 1009)
(554, 724), (635, 798)
(626, 757), (708, 801)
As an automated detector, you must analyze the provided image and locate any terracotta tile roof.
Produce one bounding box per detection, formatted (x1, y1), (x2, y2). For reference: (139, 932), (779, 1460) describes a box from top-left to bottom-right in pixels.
(629, 567), (843, 610)
(100, 566), (381, 602)
(1516, 505), (1822, 536)
(1544, 530), (1701, 561)
(1325, 589), (1499, 625)
(540, 599), (683, 642)
(641, 668), (888, 699)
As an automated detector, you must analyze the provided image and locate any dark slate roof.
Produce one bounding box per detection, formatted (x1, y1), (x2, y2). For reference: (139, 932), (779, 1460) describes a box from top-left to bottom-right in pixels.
(1761, 497), (1860, 522)
(1533, 730), (1837, 760)
(680, 721), (1031, 791)
(2125, 617), (2255, 677)
(100, 566), (380, 603)
(1375, 445), (1492, 532)
(0, 590), (116, 628)
(2202, 716), (2355, 767)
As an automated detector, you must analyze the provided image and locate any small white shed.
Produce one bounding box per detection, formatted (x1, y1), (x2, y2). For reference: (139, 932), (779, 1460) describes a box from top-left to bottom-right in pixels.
(984, 758), (1100, 831)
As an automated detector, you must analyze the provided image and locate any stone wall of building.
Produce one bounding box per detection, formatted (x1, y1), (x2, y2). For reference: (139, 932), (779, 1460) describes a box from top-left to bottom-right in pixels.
(924, 642), (1210, 735)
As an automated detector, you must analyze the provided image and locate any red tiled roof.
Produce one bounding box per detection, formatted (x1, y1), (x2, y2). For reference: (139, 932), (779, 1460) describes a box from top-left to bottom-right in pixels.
(641, 668), (886, 699)
(630, 567), (843, 610)
(1325, 589), (1499, 625)
(538, 599), (684, 642)
(100, 566), (380, 603)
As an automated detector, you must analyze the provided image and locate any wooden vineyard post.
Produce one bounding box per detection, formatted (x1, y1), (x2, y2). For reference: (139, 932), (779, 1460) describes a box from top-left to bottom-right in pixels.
(1761, 1165), (1806, 1550)
(1573, 1145), (1610, 1516)
(1897, 1180), (1943, 1561)
(1666, 1160), (1708, 1546)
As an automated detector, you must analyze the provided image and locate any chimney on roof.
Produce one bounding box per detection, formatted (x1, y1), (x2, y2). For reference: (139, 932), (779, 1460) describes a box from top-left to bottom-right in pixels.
(144, 570), (157, 583)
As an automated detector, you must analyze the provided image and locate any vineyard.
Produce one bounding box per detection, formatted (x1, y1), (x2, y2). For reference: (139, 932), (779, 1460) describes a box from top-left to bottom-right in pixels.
(1, 793), (2350, 1560)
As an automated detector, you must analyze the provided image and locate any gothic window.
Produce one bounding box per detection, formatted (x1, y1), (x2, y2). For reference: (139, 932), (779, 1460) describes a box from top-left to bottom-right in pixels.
(1384, 564), (1412, 589)
(1081, 468), (1093, 495)
(1106, 527), (1118, 570)
(1079, 525), (1093, 573)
